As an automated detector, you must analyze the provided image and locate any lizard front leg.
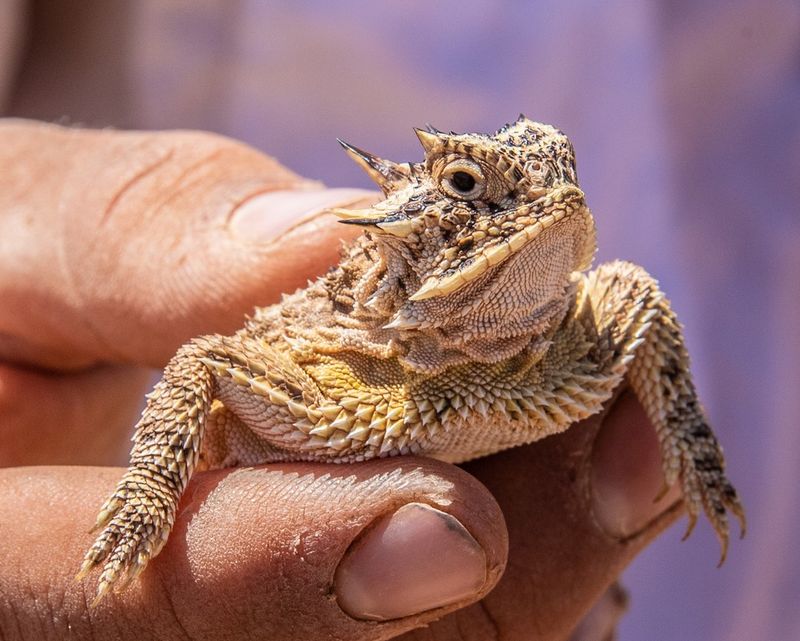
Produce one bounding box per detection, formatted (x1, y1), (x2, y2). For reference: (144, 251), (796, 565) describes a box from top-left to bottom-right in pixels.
(198, 401), (280, 469)
(79, 333), (330, 600)
(587, 261), (746, 562)
(78, 336), (220, 602)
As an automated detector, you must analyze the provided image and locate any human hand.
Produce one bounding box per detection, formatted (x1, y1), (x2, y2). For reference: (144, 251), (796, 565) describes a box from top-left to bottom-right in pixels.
(0, 121), (682, 640)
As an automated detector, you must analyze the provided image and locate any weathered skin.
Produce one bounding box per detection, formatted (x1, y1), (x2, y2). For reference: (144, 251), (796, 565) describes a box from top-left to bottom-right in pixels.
(79, 117), (745, 602)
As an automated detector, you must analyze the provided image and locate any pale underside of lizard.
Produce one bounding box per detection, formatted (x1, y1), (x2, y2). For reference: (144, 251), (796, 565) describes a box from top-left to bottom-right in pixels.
(78, 116), (745, 602)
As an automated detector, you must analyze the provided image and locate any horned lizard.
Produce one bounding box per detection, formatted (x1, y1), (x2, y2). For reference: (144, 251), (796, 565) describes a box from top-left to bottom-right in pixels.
(78, 116), (745, 602)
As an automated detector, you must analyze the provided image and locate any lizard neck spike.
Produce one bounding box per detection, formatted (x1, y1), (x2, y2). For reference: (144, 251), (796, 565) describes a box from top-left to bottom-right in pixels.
(372, 218), (415, 238)
(337, 139), (405, 193)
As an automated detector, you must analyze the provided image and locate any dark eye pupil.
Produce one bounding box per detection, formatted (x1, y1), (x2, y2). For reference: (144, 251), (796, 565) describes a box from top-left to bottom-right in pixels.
(451, 171), (476, 193)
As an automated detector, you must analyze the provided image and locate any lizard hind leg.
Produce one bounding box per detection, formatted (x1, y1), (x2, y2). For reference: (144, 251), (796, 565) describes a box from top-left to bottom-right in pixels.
(589, 261), (746, 563)
(78, 337), (220, 602)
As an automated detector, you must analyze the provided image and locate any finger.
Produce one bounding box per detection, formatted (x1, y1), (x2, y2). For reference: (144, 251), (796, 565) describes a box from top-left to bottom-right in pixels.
(396, 392), (684, 641)
(567, 583), (629, 641)
(0, 120), (377, 369)
(0, 458), (507, 641)
(0, 361), (151, 467)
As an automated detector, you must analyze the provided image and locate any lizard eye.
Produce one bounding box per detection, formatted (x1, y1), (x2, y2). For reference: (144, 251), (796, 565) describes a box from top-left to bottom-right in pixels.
(451, 171), (475, 192)
(440, 160), (486, 200)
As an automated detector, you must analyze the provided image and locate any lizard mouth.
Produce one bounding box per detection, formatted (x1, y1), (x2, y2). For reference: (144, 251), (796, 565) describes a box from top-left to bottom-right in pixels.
(408, 186), (589, 301)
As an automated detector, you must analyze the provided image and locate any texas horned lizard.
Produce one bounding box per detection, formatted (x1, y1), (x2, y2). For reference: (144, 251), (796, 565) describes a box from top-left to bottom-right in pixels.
(78, 116), (745, 601)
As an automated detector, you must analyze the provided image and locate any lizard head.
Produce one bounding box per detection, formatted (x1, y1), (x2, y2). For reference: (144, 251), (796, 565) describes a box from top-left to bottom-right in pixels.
(334, 116), (596, 359)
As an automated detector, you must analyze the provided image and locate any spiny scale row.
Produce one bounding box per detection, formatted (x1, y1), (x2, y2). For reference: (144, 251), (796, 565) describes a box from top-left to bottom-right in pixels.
(200, 349), (626, 458)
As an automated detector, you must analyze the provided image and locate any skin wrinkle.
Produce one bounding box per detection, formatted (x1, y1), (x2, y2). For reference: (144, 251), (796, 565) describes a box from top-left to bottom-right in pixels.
(454, 608), (475, 641)
(76, 587), (95, 641)
(70, 139), (307, 366)
(475, 601), (502, 641)
(1, 489), (39, 640)
(0, 595), (19, 641)
(155, 576), (193, 641)
(22, 582), (41, 641)
(89, 146), (235, 329)
(146, 148), (228, 220)
(42, 580), (61, 641)
(616, 499), (684, 545)
(142, 141), (303, 234)
(53, 133), (186, 366)
(98, 149), (175, 226)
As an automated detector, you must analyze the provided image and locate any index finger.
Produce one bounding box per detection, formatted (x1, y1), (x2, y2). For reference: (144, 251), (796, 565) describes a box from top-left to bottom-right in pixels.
(0, 121), (376, 369)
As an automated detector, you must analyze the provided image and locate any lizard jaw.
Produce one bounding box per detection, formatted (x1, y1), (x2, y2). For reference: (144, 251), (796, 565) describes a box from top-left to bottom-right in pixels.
(409, 187), (587, 302)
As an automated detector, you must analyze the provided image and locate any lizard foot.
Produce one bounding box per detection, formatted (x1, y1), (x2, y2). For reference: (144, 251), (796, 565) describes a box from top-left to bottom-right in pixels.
(77, 477), (176, 604)
(675, 430), (746, 566)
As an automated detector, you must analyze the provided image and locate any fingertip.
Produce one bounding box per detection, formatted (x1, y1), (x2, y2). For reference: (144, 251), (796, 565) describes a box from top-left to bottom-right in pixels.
(334, 502), (489, 621)
(590, 391), (682, 539)
(243, 191), (375, 302)
(231, 187), (376, 243)
(157, 459), (507, 639)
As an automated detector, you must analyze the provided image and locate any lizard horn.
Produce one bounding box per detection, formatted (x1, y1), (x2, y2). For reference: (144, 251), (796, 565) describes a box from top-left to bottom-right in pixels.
(337, 139), (405, 193)
(339, 216), (416, 239)
(413, 127), (446, 154)
(330, 207), (383, 221)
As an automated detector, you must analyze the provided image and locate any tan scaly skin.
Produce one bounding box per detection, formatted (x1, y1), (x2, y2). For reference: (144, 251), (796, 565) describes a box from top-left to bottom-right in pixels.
(78, 116), (746, 603)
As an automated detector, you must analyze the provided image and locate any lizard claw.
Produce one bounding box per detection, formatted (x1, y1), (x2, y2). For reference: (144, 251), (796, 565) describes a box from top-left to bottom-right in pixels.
(652, 481), (671, 503)
(680, 509), (698, 542)
(675, 447), (745, 566)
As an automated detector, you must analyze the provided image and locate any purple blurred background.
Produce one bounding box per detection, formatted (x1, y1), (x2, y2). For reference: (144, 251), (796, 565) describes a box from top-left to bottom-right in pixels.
(2, 1), (798, 638)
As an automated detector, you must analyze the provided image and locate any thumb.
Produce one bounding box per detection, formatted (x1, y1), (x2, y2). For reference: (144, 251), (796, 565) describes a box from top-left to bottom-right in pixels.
(0, 120), (375, 369)
(0, 459), (507, 640)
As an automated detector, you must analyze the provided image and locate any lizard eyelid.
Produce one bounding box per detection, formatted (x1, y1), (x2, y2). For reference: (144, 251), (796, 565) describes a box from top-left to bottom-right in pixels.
(440, 159), (486, 200)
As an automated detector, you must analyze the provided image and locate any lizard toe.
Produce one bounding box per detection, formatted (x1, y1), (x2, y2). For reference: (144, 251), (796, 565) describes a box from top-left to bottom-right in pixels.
(80, 478), (177, 601)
